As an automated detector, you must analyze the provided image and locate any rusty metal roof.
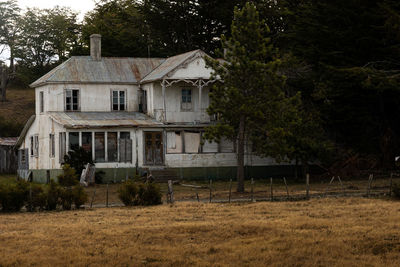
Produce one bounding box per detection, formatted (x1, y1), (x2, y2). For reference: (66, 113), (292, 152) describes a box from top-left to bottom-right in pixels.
(48, 112), (163, 129)
(0, 137), (18, 146)
(140, 50), (204, 83)
(30, 57), (166, 87)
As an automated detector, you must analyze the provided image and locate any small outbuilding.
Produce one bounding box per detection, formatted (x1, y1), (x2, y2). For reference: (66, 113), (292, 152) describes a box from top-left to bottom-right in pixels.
(0, 137), (18, 174)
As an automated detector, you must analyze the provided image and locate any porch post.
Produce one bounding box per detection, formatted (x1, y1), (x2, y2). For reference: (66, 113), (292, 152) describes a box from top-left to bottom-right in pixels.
(161, 79), (167, 122)
(198, 79), (203, 122)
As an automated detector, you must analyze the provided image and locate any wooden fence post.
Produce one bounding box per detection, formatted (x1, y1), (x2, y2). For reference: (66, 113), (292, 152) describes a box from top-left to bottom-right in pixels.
(251, 178), (255, 202)
(196, 191), (200, 202)
(90, 184), (96, 208)
(283, 177), (289, 200)
(209, 179), (212, 203)
(389, 172), (393, 197)
(168, 180), (174, 204)
(337, 176), (344, 195)
(228, 179), (232, 203)
(106, 183), (109, 207)
(367, 174), (373, 197)
(270, 177), (273, 202)
(306, 174), (310, 199)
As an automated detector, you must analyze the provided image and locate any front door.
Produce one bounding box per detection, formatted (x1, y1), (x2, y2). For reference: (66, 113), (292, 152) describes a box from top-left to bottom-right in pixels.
(144, 132), (164, 165)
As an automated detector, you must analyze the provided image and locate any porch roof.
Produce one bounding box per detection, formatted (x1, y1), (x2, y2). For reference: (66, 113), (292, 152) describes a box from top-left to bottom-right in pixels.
(48, 112), (163, 129)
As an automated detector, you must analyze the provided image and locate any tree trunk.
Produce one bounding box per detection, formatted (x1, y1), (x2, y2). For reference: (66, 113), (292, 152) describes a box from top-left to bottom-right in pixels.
(236, 115), (245, 192)
(0, 66), (8, 102)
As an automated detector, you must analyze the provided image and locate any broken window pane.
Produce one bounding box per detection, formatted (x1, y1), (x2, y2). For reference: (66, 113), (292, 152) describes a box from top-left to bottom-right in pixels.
(107, 132), (118, 162)
(95, 132), (105, 162)
(82, 132), (92, 153)
(69, 132), (79, 151)
(120, 132), (130, 139)
(184, 132), (200, 153)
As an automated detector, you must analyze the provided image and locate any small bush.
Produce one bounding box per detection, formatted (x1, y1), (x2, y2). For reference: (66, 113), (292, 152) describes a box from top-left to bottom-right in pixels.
(46, 180), (60, 210)
(72, 185), (88, 209)
(118, 180), (138, 206)
(138, 183), (162, 206)
(26, 184), (47, 212)
(58, 164), (78, 187)
(392, 183), (400, 199)
(59, 187), (73, 210)
(118, 181), (162, 206)
(0, 181), (29, 212)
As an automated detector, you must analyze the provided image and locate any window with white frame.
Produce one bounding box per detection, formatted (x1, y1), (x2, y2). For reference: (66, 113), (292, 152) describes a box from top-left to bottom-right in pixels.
(112, 90), (126, 111)
(65, 89), (79, 111)
(49, 134), (55, 158)
(181, 88), (192, 111)
(30, 135), (39, 157)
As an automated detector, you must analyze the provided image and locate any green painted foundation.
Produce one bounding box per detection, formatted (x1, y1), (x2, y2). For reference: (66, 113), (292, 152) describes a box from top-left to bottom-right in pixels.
(30, 165), (322, 184)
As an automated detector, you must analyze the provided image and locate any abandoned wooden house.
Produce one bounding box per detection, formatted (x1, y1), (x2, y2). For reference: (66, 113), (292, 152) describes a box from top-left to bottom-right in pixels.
(0, 137), (18, 174)
(16, 34), (292, 183)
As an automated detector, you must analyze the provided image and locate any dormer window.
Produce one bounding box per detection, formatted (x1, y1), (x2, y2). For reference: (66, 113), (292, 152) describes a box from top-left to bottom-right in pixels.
(112, 90), (126, 111)
(65, 89), (80, 111)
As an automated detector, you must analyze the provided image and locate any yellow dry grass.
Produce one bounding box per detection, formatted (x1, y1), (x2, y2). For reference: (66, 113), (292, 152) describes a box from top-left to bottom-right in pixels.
(0, 88), (35, 125)
(1, 198), (400, 266)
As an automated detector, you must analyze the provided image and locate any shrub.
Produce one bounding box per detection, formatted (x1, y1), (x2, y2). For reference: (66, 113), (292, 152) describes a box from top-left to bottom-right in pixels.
(46, 180), (60, 210)
(26, 184), (47, 212)
(392, 183), (400, 199)
(72, 185), (88, 209)
(59, 187), (73, 210)
(118, 180), (138, 206)
(0, 181), (29, 212)
(58, 164), (78, 187)
(137, 183), (162, 206)
(118, 181), (162, 206)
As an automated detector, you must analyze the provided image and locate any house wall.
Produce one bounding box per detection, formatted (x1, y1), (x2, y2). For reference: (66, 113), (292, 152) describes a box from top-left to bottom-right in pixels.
(35, 83), (140, 114)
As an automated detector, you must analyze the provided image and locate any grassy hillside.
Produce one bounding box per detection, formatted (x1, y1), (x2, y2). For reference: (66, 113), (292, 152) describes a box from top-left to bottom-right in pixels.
(0, 88), (35, 126)
(0, 198), (399, 266)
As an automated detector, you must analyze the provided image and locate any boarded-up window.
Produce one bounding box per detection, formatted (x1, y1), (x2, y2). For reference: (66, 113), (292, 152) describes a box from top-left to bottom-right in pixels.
(95, 132), (105, 162)
(69, 132), (79, 151)
(202, 140), (218, 153)
(49, 134), (55, 158)
(82, 132), (92, 153)
(59, 132), (66, 163)
(220, 138), (234, 153)
(167, 131), (183, 153)
(119, 132), (131, 163)
(107, 132), (118, 162)
(184, 132), (200, 153)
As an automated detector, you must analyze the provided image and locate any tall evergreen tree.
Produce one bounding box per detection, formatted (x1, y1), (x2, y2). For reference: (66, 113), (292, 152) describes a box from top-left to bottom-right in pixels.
(205, 2), (300, 192)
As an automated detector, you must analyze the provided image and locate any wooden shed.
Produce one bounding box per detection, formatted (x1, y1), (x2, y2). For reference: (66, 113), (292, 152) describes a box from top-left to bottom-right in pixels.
(0, 137), (18, 174)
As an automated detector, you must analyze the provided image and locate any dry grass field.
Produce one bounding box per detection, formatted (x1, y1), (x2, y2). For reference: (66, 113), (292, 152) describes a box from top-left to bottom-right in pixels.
(1, 198), (400, 266)
(0, 88), (35, 125)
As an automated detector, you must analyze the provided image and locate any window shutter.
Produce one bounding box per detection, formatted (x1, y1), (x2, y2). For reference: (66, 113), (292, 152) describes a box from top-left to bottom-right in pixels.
(126, 139), (132, 163)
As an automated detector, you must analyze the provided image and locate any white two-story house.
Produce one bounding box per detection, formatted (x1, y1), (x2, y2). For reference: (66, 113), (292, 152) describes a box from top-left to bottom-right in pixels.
(16, 34), (288, 183)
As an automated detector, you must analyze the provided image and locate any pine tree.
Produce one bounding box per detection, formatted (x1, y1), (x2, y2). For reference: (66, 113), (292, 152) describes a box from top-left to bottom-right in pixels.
(205, 2), (300, 192)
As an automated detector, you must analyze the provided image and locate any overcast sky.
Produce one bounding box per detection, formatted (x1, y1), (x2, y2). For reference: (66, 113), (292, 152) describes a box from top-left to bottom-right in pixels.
(1, 1), (97, 62)
(17, 0), (97, 21)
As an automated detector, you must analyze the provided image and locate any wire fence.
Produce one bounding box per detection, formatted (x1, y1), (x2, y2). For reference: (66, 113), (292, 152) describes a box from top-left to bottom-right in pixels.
(85, 173), (400, 208)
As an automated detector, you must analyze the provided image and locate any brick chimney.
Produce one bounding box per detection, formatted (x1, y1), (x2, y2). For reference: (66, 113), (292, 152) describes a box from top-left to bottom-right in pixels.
(90, 34), (101, 61)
